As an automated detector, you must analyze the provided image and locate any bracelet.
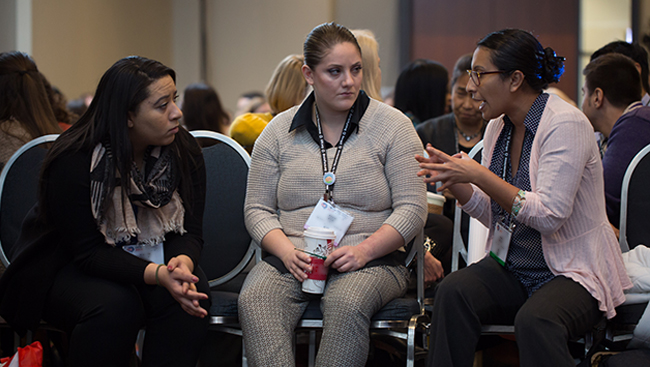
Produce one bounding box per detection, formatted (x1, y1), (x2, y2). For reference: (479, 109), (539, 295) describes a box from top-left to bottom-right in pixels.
(423, 237), (434, 252)
(512, 190), (526, 217)
(155, 264), (165, 286)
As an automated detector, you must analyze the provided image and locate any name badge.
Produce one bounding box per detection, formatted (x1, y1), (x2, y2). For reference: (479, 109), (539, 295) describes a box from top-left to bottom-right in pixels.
(304, 198), (354, 246)
(490, 222), (511, 266)
(123, 243), (165, 264)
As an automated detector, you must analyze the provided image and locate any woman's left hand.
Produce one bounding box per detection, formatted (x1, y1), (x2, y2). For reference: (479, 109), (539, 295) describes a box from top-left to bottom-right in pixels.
(324, 245), (370, 273)
(415, 145), (483, 191)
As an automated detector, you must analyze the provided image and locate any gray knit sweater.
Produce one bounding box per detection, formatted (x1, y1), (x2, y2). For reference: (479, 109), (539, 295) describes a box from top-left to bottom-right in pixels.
(244, 97), (427, 253)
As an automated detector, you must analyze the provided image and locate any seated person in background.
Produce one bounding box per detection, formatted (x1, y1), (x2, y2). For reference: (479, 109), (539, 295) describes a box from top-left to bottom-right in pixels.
(230, 54), (308, 154)
(182, 82), (231, 136)
(418, 28), (631, 367)
(417, 53), (486, 157)
(581, 53), (650, 229)
(238, 22), (428, 367)
(0, 51), (61, 168)
(394, 59), (449, 126)
(233, 90), (271, 117)
(416, 53), (486, 275)
(0, 56), (210, 367)
(591, 40), (650, 106)
(67, 92), (93, 124)
(40, 73), (75, 131)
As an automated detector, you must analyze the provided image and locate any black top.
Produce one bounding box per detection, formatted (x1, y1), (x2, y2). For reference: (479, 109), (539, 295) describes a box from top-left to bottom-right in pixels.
(0, 131), (206, 335)
(416, 113), (458, 156)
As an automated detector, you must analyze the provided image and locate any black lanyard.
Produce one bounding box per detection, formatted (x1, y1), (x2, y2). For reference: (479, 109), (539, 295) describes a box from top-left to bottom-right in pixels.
(315, 104), (354, 202)
(500, 125), (516, 229)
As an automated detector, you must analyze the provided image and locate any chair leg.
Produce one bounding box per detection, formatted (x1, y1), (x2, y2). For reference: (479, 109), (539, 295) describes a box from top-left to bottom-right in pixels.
(308, 330), (316, 367)
(407, 314), (430, 367)
(242, 339), (248, 367)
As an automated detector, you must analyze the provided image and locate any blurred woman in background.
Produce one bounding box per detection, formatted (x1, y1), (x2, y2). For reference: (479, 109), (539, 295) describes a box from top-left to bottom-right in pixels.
(394, 59), (448, 125)
(182, 82), (231, 135)
(230, 54), (309, 154)
(0, 51), (61, 168)
(352, 29), (382, 101)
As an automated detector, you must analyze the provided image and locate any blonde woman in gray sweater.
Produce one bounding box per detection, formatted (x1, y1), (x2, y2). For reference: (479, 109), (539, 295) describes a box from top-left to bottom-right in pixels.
(238, 22), (428, 367)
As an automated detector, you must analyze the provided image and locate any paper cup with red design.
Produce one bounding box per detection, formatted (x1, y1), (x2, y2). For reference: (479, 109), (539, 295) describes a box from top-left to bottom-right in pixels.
(302, 227), (336, 294)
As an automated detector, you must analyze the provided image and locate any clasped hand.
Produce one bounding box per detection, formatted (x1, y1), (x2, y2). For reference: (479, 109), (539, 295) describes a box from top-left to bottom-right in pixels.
(415, 144), (480, 191)
(159, 256), (209, 318)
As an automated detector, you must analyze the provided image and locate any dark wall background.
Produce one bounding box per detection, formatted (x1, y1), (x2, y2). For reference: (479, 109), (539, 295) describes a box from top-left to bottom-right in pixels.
(405, 0), (580, 101)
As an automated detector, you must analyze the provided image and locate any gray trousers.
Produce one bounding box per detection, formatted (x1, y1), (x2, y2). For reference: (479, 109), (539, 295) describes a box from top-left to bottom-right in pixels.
(427, 256), (602, 367)
(238, 260), (410, 367)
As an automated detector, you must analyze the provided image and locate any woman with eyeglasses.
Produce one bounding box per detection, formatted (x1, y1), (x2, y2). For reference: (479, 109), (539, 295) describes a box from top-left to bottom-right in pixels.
(416, 29), (631, 367)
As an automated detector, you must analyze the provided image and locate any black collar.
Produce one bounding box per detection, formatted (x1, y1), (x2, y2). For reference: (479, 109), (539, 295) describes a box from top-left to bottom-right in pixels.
(289, 90), (370, 148)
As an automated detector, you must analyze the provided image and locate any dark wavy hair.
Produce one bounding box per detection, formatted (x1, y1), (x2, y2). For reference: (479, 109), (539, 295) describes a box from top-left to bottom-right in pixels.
(477, 29), (565, 92)
(182, 82), (229, 134)
(584, 53), (642, 109)
(450, 53), (473, 89)
(590, 41), (650, 95)
(0, 51), (61, 139)
(394, 59), (449, 123)
(40, 56), (200, 223)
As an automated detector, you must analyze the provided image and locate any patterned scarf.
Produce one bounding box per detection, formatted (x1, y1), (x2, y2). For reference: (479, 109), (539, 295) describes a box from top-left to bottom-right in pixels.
(90, 142), (186, 246)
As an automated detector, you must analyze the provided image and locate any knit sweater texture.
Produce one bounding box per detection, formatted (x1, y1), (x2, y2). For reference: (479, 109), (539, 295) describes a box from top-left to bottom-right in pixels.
(244, 98), (427, 252)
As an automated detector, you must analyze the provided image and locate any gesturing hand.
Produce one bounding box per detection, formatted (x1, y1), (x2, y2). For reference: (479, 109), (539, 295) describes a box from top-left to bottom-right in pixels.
(415, 144), (482, 191)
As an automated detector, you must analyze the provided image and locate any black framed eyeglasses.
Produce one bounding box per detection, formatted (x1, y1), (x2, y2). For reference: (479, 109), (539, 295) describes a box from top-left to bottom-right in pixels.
(466, 70), (507, 86)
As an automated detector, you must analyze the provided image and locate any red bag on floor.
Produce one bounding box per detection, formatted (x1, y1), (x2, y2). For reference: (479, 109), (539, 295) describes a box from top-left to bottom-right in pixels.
(0, 341), (43, 367)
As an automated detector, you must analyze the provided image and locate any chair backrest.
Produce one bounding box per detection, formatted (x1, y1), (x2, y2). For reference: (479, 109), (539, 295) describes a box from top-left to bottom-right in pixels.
(619, 143), (650, 252)
(0, 134), (59, 267)
(190, 130), (258, 287)
(451, 140), (484, 272)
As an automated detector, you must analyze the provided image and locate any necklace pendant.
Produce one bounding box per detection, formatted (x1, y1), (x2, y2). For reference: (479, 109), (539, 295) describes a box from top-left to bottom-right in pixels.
(465, 135), (472, 142)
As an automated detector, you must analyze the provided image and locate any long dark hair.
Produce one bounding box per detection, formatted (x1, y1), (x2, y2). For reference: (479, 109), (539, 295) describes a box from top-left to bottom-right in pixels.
(394, 59), (448, 123)
(0, 51), (61, 139)
(477, 29), (564, 92)
(182, 82), (230, 134)
(40, 56), (200, 222)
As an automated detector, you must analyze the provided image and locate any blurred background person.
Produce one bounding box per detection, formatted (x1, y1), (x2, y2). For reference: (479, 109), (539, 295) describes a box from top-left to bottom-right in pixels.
(352, 29), (382, 101)
(416, 53), (487, 275)
(233, 91), (271, 118)
(417, 53), (486, 156)
(230, 54), (308, 154)
(182, 82), (231, 135)
(394, 58), (449, 125)
(581, 53), (650, 231)
(591, 40), (650, 106)
(40, 72), (75, 131)
(67, 92), (93, 125)
(0, 51), (61, 169)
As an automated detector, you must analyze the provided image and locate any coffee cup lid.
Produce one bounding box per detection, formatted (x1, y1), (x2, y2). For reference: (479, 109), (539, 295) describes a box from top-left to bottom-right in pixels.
(426, 191), (446, 204)
(304, 227), (336, 240)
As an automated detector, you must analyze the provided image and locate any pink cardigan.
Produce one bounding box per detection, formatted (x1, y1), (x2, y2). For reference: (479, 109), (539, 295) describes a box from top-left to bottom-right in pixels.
(462, 94), (632, 319)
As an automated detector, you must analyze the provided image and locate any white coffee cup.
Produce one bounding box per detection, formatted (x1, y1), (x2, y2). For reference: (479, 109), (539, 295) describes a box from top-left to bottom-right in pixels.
(426, 192), (446, 215)
(302, 227), (336, 294)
